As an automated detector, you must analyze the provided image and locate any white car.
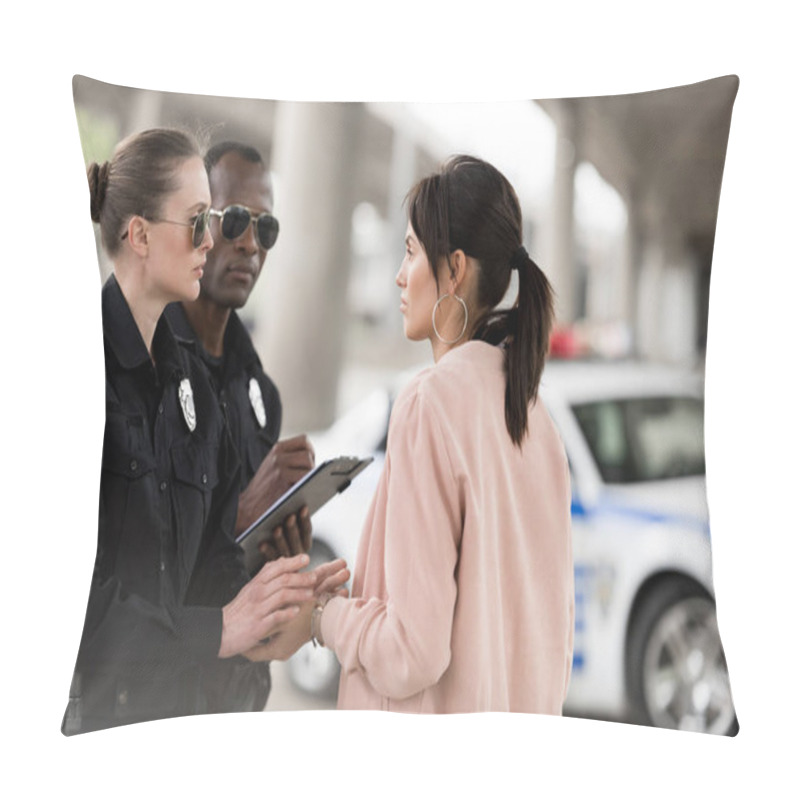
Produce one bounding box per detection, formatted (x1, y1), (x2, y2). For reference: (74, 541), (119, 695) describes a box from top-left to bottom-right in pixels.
(287, 359), (737, 735)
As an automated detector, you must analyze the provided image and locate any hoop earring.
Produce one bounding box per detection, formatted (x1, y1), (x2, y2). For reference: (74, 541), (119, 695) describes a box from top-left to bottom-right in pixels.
(432, 293), (468, 345)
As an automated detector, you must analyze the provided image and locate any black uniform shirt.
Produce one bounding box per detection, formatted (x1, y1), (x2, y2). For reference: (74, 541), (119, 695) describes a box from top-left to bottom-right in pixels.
(164, 302), (283, 713)
(65, 276), (246, 734)
(165, 303), (282, 490)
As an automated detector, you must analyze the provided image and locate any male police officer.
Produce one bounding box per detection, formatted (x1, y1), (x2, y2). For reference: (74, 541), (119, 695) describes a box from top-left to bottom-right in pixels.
(165, 141), (316, 712)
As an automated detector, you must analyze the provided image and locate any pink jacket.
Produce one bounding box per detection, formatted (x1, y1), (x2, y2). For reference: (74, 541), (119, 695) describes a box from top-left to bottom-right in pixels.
(321, 341), (574, 714)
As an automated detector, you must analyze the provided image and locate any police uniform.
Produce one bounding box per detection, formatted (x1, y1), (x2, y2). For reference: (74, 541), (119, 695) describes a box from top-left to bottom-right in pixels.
(63, 276), (247, 735)
(164, 301), (282, 714)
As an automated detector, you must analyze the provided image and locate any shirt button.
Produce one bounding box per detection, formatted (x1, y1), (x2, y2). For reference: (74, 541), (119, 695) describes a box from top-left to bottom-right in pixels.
(158, 403), (164, 415)
(202, 473), (208, 485)
(118, 690), (128, 706)
(159, 561), (166, 572)
(130, 459), (138, 472)
(159, 481), (167, 492)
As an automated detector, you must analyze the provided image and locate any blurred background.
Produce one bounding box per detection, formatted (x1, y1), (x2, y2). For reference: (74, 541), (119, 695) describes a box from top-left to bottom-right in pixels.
(72, 74), (739, 734)
(74, 75), (735, 430)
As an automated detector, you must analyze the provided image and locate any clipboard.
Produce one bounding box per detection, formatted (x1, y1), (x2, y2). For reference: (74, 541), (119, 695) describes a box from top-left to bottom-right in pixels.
(235, 455), (374, 574)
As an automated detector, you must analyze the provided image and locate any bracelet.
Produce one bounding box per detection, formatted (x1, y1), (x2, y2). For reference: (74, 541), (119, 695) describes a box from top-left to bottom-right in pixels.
(310, 594), (332, 648)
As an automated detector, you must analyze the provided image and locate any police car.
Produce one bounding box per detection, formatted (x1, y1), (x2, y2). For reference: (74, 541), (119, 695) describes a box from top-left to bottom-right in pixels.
(287, 359), (737, 735)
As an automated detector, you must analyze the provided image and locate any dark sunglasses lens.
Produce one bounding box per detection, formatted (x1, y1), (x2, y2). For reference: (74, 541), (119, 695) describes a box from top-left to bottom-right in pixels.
(192, 213), (208, 248)
(256, 215), (279, 250)
(221, 206), (251, 241)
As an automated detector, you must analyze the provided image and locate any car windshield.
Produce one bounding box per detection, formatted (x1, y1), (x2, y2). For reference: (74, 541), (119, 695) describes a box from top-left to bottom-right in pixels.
(571, 396), (705, 483)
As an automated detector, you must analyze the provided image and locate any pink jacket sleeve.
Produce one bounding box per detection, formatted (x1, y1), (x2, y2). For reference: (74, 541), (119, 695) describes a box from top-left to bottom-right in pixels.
(321, 386), (462, 700)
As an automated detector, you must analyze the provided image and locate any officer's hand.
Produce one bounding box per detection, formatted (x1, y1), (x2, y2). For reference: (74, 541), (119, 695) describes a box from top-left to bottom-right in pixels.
(241, 560), (349, 662)
(218, 553), (315, 659)
(235, 435), (316, 535)
(242, 599), (315, 662)
(258, 508), (313, 561)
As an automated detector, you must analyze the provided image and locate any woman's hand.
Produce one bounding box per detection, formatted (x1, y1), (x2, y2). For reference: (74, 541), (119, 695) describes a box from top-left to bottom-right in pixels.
(218, 553), (316, 659)
(311, 558), (350, 598)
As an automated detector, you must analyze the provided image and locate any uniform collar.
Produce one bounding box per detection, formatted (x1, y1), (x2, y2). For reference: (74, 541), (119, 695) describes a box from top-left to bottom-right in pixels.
(222, 309), (262, 374)
(102, 275), (184, 379)
(164, 300), (199, 349)
(165, 301), (262, 378)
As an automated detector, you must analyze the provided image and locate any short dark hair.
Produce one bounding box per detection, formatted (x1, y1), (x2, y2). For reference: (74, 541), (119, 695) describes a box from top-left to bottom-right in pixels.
(406, 155), (555, 447)
(204, 141), (264, 174)
(87, 128), (201, 257)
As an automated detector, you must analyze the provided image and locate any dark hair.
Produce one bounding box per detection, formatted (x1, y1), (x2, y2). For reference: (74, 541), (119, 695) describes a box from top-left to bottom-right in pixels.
(406, 154), (555, 447)
(87, 128), (201, 257)
(204, 141), (264, 174)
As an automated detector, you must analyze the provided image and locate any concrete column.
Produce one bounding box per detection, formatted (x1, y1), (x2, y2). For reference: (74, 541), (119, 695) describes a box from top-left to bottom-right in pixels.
(636, 240), (664, 359)
(388, 129), (416, 231)
(622, 193), (643, 351)
(636, 225), (698, 366)
(253, 101), (364, 434)
(549, 101), (579, 325)
(659, 258), (698, 365)
(385, 130), (417, 335)
(125, 89), (162, 133)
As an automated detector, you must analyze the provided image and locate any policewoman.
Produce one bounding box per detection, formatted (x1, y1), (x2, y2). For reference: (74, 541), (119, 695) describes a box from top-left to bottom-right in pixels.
(62, 128), (336, 734)
(165, 141), (318, 715)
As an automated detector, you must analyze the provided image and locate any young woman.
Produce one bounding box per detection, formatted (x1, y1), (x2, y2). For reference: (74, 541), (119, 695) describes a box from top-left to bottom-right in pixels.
(311, 155), (574, 714)
(63, 128), (346, 734)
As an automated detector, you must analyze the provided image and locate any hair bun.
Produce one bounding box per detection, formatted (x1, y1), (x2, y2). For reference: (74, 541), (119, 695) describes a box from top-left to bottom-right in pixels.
(87, 161), (110, 222)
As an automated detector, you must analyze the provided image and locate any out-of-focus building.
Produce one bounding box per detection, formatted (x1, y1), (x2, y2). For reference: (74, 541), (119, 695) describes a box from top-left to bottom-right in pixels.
(73, 75), (736, 432)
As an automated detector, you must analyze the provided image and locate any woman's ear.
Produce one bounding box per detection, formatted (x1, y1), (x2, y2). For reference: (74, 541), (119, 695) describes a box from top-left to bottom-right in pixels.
(126, 216), (150, 257)
(447, 249), (469, 294)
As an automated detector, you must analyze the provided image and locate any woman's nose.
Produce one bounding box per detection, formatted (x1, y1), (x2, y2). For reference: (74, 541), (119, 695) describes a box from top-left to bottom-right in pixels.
(202, 223), (214, 251)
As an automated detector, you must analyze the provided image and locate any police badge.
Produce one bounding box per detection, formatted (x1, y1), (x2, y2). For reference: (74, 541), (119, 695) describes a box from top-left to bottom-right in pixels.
(178, 378), (197, 432)
(248, 377), (267, 428)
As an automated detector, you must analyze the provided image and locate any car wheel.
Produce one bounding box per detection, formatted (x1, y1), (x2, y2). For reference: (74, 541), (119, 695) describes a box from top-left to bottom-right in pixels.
(285, 540), (342, 700)
(625, 576), (737, 735)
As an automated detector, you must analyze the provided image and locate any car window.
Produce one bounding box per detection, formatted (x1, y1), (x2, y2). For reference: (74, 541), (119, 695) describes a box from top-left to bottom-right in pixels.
(572, 396), (705, 483)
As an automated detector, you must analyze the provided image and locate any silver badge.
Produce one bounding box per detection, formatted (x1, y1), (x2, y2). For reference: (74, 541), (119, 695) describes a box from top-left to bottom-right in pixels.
(249, 377), (267, 428)
(178, 378), (197, 432)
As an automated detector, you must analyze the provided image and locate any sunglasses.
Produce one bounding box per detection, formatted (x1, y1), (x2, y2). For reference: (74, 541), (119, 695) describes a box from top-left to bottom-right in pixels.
(122, 210), (211, 249)
(210, 205), (280, 251)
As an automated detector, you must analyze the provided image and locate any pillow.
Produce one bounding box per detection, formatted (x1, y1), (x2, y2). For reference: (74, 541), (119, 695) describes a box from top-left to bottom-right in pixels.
(67, 74), (738, 736)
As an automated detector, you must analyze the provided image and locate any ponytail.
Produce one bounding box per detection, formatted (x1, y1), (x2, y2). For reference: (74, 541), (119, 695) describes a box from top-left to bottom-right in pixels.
(407, 154), (555, 447)
(473, 247), (554, 448)
(504, 250), (554, 447)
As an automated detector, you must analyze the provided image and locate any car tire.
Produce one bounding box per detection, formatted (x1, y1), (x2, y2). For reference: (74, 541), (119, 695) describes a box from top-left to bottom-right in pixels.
(285, 540), (342, 700)
(625, 576), (738, 736)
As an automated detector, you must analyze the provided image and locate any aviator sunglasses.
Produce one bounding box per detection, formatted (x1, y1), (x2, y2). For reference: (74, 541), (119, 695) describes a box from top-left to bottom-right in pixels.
(210, 205), (280, 251)
(122, 210), (211, 249)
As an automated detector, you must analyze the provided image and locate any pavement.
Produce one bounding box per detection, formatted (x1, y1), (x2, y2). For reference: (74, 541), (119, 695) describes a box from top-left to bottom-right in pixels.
(265, 661), (337, 712)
